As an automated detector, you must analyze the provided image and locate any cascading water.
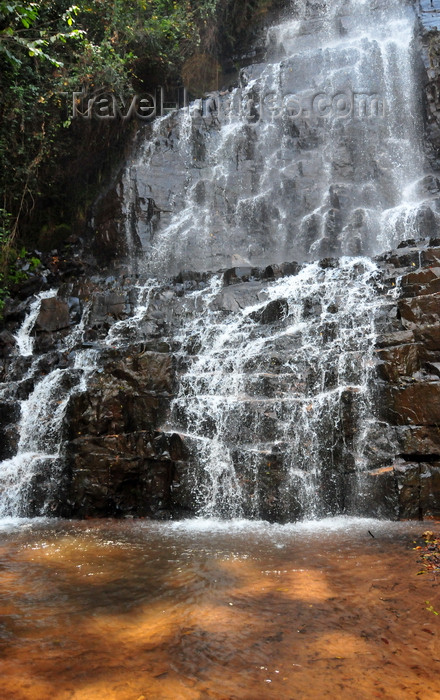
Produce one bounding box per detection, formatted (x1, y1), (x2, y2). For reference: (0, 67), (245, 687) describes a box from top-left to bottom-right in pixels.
(0, 0), (436, 520)
(13, 290), (55, 357)
(169, 258), (385, 520)
(0, 303), (96, 516)
(122, 0), (438, 276)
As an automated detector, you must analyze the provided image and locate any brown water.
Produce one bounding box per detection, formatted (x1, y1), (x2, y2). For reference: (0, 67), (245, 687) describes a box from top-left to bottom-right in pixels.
(0, 517), (439, 700)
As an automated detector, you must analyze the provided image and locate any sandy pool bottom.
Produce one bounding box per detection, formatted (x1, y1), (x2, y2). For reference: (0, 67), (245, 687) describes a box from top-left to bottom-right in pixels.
(0, 517), (439, 700)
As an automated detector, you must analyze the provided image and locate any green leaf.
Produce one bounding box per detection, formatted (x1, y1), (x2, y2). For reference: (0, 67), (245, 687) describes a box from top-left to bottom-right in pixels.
(425, 601), (439, 615)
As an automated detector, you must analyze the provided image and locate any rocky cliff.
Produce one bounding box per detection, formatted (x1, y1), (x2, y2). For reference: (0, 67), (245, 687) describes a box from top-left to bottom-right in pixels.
(1, 236), (440, 520)
(2, 0), (440, 520)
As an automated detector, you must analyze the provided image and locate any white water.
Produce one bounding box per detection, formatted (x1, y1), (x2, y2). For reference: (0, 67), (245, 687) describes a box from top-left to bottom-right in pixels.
(13, 290), (56, 356)
(0, 350), (96, 517)
(0, 296), (97, 516)
(170, 257), (385, 519)
(121, 0), (437, 275)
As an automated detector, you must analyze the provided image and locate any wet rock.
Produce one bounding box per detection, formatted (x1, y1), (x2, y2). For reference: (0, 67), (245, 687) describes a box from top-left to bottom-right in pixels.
(376, 330), (415, 348)
(6, 234), (440, 521)
(319, 257), (338, 269)
(91, 186), (128, 264)
(413, 324), (440, 350)
(0, 401), (20, 460)
(399, 294), (440, 328)
(376, 248), (421, 269)
(400, 267), (440, 297)
(210, 282), (265, 312)
(34, 297), (70, 332)
(68, 297), (82, 324)
(66, 389), (170, 439)
(375, 344), (421, 382)
(89, 292), (127, 325)
(383, 382), (440, 426)
(223, 266), (254, 285)
(65, 433), (175, 517)
(170, 459), (197, 513)
(394, 462), (421, 519)
(420, 247), (440, 266)
(9, 275), (46, 300)
(395, 425), (440, 457)
(349, 466), (399, 519)
(0, 330), (16, 358)
(249, 298), (288, 324)
(420, 464), (440, 518)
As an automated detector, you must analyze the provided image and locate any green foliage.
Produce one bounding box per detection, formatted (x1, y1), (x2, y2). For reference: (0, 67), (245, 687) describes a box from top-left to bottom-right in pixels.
(0, 2), (83, 66)
(426, 601), (439, 616)
(0, 215), (42, 315)
(0, 0), (280, 300)
(1, 238), (43, 319)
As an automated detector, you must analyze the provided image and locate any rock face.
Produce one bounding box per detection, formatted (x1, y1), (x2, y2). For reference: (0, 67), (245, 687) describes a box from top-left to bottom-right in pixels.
(1, 237), (440, 521)
(91, 0), (440, 277)
(417, 0), (440, 170)
(57, 239), (440, 520)
(4, 1), (440, 520)
(63, 348), (180, 517)
(369, 240), (440, 519)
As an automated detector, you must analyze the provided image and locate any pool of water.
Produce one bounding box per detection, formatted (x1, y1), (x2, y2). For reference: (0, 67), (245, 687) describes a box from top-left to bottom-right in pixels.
(0, 517), (439, 699)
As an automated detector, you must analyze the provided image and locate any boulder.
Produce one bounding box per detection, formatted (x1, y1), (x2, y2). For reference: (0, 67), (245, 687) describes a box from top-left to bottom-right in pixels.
(34, 297), (70, 332)
(250, 298), (289, 324)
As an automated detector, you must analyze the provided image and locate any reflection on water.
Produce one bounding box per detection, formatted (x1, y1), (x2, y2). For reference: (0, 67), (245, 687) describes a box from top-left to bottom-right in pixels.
(0, 517), (439, 699)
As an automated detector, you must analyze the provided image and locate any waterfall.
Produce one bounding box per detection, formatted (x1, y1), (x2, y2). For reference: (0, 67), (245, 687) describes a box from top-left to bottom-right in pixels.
(0, 0), (436, 520)
(122, 0), (437, 276)
(14, 290), (55, 357)
(0, 304), (96, 516)
(170, 258), (384, 520)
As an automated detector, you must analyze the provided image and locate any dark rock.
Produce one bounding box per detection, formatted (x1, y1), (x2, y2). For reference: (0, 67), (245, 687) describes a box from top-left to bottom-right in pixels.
(0, 330), (16, 358)
(89, 293), (127, 325)
(376, 330), (415, 348)
(400, 267), (440, 297)
(383, 382), (440, 426)
(349, 466), (399, 519)
(426, 361), (440, 378)
(34, 297), (70, 332)
(250, 298), (288, 324)
(9, 275), (46, 300)
(210, 282), (265, 312)
(319, 257), (338, 269)
(65, 433), (174, 517)
(420, 248), (440, 266)
(395, 425), (440, 457)
(91, 186), (129, 264)
(223, 266), (253, 285)
(399, 294), (440, 328)
(394, 462), (422, 519)
(68, 297), (82, 323)
(420, 464), (440, 518)
(375, 344), (421, 382)
(397, 239), (418, 249)
(414, 324), (440, 350)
